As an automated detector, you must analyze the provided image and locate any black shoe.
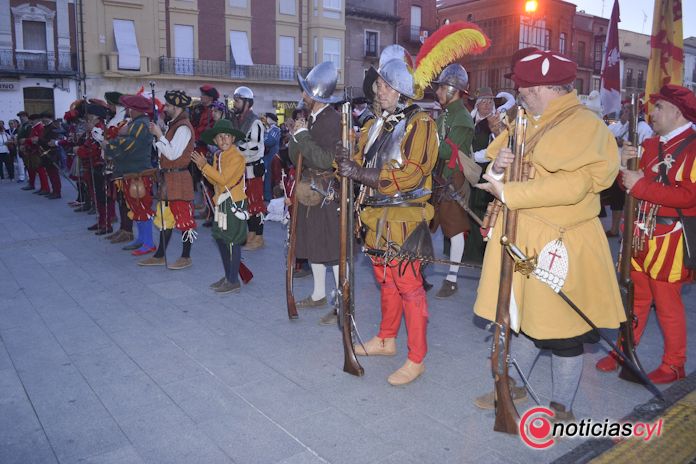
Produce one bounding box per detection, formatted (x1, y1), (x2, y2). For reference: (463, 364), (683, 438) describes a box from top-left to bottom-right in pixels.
(87, 207), (96, 215)
(33, 190), (47, 195)
(74, 204), (91, 212)
(21, 185), (35, 191)
(203, 220), (212, 228)
(47, 193), (62, 199)
(87, 224), (100, 231)
(95, 227), (114, 236)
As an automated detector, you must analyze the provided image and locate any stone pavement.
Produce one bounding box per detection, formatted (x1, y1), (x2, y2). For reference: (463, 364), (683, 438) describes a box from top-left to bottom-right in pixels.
(0, 180), (694, 464)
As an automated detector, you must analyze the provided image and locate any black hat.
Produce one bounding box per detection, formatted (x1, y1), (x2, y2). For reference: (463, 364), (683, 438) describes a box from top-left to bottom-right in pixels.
(164, 90), (192, 108)
(104, 91), (124, 105)
(40, 111), (54, 120)
(86, 103), (108, 119)
(16, 110), (28, 117)
(264, 112), (278, 122)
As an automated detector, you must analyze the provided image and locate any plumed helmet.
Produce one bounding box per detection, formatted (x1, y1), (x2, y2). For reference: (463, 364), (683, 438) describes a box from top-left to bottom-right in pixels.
(363, 45), (419, 101)
(233, 86), (254, 100)
(297, 61), (340, 104)
(432, 64), (469, 92)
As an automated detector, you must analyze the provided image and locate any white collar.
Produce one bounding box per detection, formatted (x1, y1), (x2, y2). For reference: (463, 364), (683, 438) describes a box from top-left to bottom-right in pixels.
(659, 122), (694, 143)
(310, 104), (328, 120)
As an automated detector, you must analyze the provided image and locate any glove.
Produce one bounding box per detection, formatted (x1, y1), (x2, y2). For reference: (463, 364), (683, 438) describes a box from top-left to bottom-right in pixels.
(335, 143), (379, 188)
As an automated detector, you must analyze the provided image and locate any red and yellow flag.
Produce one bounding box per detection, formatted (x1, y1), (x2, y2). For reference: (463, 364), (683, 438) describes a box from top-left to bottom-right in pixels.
(644, 0), (684, 112)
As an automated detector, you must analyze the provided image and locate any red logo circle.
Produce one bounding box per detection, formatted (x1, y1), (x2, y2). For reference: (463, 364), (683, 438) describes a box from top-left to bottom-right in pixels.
(519, 407), (555, 449)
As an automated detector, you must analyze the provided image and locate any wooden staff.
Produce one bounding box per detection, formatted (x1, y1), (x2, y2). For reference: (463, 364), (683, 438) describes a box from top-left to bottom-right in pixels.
(491, 107), (526, 434)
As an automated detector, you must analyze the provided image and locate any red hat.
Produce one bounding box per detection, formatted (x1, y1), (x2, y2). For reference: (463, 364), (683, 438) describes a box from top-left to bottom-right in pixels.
(504, 47), (540, 79)
(119, 94), (152, 113)
(649, 84), (696, 123)
(511, 50), (577, 88)
(200, 84), (219, 100)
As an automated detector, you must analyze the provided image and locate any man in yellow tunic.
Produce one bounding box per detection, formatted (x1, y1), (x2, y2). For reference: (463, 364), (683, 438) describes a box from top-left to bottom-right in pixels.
(473, 49), (625, 420)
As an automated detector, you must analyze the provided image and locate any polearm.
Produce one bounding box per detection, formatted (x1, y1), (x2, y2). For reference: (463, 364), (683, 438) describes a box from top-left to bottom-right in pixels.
(615, 93), (648, 384)
(339, 93), (363, 376)
(490, 108), (527, 435)
(285, 153), (301, 319)
(502, 239), (665, 402)
(150, 80), (168, 269)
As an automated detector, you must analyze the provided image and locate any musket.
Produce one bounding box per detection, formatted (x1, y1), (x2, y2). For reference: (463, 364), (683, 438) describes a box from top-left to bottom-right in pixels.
(285, 153), (302, 319)
(339, 97), (364, 377)
(614, 93), (649, 384)
(490, 107), (527, 434)
(150, 81), (168, 269)
(503, 240), (665, 404)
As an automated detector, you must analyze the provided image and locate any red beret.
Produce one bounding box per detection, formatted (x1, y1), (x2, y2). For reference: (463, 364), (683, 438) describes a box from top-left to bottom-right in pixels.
(649, 84), (696, 123)
(200, 84), (219, 99)
(511, 50), (577, 88)
(504, 47), (540, 79)
(119, 94), (152, 113)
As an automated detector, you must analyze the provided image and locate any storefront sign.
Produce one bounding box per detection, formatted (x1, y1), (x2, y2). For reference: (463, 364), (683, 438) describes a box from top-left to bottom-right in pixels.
(0, 82), (17, 91)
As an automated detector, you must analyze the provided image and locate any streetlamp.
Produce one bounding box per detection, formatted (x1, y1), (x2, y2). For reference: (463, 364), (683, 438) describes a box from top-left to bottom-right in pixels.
(525, 1), (539, 14)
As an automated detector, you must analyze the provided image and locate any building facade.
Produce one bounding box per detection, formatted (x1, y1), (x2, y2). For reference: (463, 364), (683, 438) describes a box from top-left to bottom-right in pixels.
(683, 36), (696, 93)
(344, 0), (399, 96)
(619, 29), (650, 99)
(0, 0), (80, 123)
(80, 0), (346, 119)
(573, 11), (608, 95)
(437, 0), (575, 93)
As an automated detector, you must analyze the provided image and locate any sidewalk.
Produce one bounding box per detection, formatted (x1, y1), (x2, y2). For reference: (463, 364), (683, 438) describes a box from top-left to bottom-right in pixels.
(0, 180), (694, 464)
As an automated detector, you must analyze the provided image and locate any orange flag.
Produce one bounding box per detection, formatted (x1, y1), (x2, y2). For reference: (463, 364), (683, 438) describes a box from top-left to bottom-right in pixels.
(644, 0), (684, 112)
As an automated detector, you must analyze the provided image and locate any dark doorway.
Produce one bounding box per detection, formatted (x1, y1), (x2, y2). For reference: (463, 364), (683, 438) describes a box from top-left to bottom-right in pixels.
(23, 86), (54, 115)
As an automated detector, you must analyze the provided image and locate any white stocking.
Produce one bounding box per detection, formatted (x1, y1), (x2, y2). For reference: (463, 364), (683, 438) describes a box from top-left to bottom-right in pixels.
(447, 232), (465, 283)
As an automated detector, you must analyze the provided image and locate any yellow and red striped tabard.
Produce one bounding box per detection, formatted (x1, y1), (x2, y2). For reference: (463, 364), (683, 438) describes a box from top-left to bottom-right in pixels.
(631, 127), (696, 283)
(357, 111), (439, 249)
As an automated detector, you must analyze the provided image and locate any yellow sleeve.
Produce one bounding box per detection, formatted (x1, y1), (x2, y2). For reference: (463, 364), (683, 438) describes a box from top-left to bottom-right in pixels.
(202, 150), (244, 187)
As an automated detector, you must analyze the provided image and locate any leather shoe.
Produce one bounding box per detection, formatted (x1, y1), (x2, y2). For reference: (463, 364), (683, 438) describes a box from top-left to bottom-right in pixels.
(209, 276), (227, 289)
(111, 231), (134, 244)
(47, 193), (61, 199)
(595, 352), (619, 372)
(435, 280), (458, 299)
(215, 280), (241, 294)
(138, 256), (165, 266)
(87, 223), (100, 231)
(122, 242), (143, 251)
(168, 257), (192, 270)
(131, 246), (156, 256)
(319, 308), (338, 326)
(354, 336), (396, 356)
(549, 401), (575, 422)
(21, 185), (35, 191)
(387, 359), (425, 386)
(647, 364), (685, 384)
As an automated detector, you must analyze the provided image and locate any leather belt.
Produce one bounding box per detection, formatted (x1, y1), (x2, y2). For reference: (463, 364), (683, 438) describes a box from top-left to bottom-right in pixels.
(655, 216), (678, 225)
(374, 202), (426, 208)
(160, 167), (189, 173)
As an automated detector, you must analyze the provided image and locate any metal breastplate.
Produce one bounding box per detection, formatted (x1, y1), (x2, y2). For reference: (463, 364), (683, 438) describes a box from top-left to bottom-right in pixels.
(363, 113), (429, 206)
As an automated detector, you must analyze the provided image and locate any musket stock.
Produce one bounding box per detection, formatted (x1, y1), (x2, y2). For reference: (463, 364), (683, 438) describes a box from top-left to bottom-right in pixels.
(285, 155), (302, 319)
(491, 107), (527, 434)
(339, 100), (364, 377)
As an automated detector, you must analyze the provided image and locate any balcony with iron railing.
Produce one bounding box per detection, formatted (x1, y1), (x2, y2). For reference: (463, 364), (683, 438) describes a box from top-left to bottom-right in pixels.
(0, 50), (77, 75)
(397, 25), (431, 45)
(159, 57), (312, 82)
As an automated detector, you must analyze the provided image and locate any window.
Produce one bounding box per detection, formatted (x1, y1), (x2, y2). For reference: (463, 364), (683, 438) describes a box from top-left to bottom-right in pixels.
(411, 6), (422, 41)
(593, 36), (605, 74)
(279, 36), (295, 80)
(229, 0), (247, 7)
(323, 37), (341, 69)
(113, 19), (141, 70)
(575, 78), (584, 93)
(625, 68), (633, 87)
(174, 25), (194, 75)
(323, 0), (340, 18)
(365, 30), (378, 57)
(280, 0), (296, 15)
(519, 17), (549, 49)
(559, 32), (566, 54)
(637, 69), (644, 88)
(313, 36), (318, 66)
(22, 21), (47, 51)
(230, 31), (253, 65)
(577, 41), (586, 66)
